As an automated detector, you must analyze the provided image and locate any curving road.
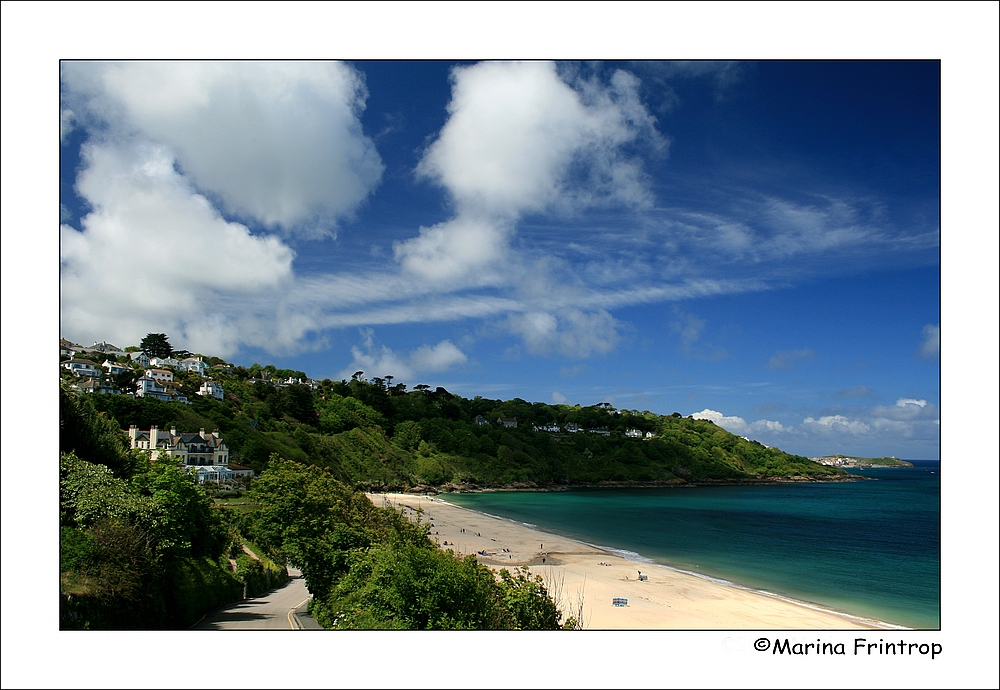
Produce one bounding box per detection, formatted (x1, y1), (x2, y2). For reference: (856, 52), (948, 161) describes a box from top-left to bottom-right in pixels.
(191, 567), (325, 630)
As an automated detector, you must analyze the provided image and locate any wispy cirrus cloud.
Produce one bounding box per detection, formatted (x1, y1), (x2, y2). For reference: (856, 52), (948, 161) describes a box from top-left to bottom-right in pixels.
(768, 348), (815, 370)
(669, 308), (727, 360)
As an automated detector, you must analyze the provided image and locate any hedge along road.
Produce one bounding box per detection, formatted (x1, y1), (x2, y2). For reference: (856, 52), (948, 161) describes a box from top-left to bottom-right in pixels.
(192, 567), (324, 630)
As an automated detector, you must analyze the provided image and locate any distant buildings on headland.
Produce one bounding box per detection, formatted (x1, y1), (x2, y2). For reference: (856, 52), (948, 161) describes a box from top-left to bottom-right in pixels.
(810, 454), (911, 468)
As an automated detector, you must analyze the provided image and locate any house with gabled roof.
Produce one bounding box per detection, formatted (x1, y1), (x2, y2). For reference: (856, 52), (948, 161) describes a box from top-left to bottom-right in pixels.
(76, 378), (121, 395)
(103, 360), (134, 377)
(62, 359), (101, 377)
(198, 380), (225, 399)
(128, 425), (230, 466)
(178, 357), (209, 376)
(88, 341), (125, 355)
(135, 376), (188, 403)
(145, 368), (174, 383)
(497, 417), (518, 429)
(127, 426), (249, 483)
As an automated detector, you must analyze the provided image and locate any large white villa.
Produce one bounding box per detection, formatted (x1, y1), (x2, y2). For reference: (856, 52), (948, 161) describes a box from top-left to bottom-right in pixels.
(127, 425), (253, 483)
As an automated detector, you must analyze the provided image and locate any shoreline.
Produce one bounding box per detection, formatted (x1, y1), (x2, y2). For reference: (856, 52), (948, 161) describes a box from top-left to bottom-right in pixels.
(406, 474), (867, 495)
(370, 491), (903, 630)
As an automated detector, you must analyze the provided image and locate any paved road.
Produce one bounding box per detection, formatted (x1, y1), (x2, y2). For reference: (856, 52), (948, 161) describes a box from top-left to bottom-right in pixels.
(192, 567), (324, 630)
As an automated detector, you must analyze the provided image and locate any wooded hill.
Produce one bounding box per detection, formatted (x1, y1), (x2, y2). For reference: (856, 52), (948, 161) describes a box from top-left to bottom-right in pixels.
(88, 366), (849, 488)
(59, 384), (567, 630)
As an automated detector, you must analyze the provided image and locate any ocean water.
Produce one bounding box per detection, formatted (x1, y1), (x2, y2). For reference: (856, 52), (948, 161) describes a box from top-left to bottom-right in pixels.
(446, 460), (940, 629)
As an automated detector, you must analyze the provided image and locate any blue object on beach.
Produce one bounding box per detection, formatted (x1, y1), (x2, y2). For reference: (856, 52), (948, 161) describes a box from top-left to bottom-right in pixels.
(613, 597), (628, 607)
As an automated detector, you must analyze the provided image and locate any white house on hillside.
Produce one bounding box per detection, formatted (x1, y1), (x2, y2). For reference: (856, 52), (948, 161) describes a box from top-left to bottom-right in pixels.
(103, 360), (133, 376)
(88, 341), (125, 355)
(135, 376), (188, 403)
(127, 426), (250, 483)
(145, 368), (174, 383)
(63, 359), (100, 377)
(128, 425), (229, 465)
(198, 380), (225, 399)
(178, 357), (210, 376)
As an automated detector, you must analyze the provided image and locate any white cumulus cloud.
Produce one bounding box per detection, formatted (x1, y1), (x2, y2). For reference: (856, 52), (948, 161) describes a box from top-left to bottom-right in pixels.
(690, 399), (938, 458)
(802, 415), (872, 435)
(409, 340), (469, 372)
(691, 409), (752, 435)
(61, 61), (383, 233)
(692, 410), (788, 438)
(505, 307), (622, 358)
(395, 61), (663, 283)
(337, 330), (468, 382)
(60, 138), (295, 355)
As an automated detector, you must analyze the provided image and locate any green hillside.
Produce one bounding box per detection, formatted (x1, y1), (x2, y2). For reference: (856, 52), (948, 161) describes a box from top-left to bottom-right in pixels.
(87, 368), (849, 488)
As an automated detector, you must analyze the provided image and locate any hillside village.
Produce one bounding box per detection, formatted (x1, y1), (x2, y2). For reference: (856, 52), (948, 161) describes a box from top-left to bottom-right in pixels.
(60, 336), (657, 460)
(60, 337), (269, 483)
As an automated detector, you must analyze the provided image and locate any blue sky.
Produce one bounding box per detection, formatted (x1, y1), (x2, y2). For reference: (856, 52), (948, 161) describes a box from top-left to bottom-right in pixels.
(57, 59), (942, 459)
(3, 3), (997, 686)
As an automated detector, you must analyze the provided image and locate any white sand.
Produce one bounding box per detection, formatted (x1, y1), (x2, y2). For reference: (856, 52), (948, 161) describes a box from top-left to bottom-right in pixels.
(370, 492), (897, 630)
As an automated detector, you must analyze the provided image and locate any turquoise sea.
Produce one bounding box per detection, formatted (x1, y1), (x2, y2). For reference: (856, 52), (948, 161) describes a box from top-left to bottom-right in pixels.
(446, 460), (940, 629)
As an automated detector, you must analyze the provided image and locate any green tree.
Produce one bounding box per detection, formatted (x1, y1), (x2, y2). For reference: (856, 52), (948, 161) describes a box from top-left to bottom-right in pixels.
(140, 333), (173, 359)
(496, 566), (562, 629)
(60, 452), (157, 528)
(320, 543), (501, 629)
(113, 370), (139, 396)
(247, 457), (382, 596)
(317, 394), (384, 434)
(60, 384), (141, 477)
(132, 457), (227, 559)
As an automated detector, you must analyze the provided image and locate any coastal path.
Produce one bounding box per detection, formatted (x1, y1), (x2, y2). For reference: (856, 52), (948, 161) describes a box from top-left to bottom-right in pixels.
(191, 567), (324, 630)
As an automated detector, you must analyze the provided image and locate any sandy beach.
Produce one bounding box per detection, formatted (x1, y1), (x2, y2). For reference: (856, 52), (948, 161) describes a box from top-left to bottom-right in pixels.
(370, 492), (898, 630)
